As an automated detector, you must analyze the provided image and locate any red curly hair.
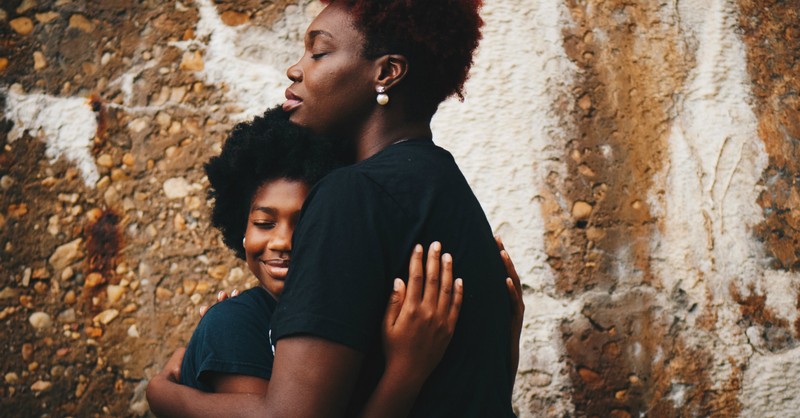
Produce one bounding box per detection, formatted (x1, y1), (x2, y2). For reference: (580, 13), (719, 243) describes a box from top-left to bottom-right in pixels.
(322, 0), (484, 116)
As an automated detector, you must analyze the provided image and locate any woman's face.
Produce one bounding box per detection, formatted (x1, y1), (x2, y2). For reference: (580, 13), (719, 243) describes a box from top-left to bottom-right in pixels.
(244, 178), (309, 299)
(283, 1), (376, 137)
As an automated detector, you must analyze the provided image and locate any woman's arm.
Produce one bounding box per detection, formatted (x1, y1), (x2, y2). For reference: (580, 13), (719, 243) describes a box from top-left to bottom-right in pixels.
(358, 242), (463, 418)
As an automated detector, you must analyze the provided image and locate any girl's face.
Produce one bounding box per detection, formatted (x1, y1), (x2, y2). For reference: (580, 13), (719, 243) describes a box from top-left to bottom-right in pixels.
(244, 178), (309, 299)
(283, 1), (376, 138)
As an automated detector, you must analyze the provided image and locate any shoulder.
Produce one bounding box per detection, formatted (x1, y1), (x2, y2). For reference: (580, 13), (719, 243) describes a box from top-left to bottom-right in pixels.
(199, 287), (274, 330)
(301, 164), (401, 215)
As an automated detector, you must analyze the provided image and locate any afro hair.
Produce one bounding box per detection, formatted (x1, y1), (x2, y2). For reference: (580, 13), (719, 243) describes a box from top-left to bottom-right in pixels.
(324, 0), (484, 116)
(204, 106), (339, 259)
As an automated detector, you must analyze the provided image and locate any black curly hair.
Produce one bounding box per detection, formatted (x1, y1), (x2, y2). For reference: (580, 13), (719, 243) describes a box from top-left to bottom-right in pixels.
(205, 106), (339, 259)
(324, 0), (484, 117)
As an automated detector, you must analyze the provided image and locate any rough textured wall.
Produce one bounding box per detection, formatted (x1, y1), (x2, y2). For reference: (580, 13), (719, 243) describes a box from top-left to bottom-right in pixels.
(1, 0), (798, 416)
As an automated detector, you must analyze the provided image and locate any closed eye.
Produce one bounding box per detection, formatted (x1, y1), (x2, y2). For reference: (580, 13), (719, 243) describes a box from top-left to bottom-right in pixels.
(253, 222), (276, 230)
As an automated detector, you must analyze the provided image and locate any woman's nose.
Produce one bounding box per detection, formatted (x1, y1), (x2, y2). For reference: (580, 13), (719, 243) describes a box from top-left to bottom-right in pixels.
(286, 61), (303, 82)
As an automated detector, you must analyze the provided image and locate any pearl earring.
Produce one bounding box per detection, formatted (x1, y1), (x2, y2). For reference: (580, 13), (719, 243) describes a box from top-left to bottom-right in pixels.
(242, 237), (246, 247)
(376, 86), (389, 106)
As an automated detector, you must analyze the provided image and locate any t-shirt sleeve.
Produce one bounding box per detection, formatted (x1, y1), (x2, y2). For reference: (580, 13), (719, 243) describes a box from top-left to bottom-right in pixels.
(187, 297), (274, 385)
(270, 169), (406, 351)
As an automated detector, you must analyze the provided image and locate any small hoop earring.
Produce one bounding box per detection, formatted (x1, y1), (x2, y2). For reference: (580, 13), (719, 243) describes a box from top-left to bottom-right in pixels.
(376, 86), (389, 106)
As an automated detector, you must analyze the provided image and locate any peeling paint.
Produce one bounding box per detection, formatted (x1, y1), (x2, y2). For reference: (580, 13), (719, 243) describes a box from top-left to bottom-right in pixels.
(170, 0), (319, 120)
(2, 85), (100, 186)
(740, 0), (800, 272)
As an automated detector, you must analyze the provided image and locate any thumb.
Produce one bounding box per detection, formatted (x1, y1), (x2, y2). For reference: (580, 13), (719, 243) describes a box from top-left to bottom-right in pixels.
(384, 278), (406, 329)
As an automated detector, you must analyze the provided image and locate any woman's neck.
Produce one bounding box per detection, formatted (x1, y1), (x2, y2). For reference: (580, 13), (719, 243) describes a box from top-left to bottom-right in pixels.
(352, 111), (433, 161)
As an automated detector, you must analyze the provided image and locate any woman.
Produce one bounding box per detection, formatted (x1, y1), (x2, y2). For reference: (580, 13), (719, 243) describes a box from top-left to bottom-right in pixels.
(149, 1), (520, 416)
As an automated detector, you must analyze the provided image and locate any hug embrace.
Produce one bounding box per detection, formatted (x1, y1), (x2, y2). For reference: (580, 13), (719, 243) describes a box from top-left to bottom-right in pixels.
(146, 0), (525, 417)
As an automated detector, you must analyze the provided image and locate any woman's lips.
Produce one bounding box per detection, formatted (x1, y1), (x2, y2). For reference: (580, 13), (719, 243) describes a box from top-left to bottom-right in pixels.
(283, 89), (302, 112)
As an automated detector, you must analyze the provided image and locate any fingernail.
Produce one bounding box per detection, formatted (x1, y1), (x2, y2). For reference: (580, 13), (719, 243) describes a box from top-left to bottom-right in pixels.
(415, 244), (423, 252)
(394, 278), (402, 290)
(500, 250), (508, 258)
(432, 241), (441, 252)
(456, 278), (463, 287)
(217, 291), (224, 299)
(443, 253), (452, 263)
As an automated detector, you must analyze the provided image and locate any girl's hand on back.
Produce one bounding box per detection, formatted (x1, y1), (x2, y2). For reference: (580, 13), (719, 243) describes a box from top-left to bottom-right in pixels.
(381, 242), (463, 387)
(495, 235), (525, 385)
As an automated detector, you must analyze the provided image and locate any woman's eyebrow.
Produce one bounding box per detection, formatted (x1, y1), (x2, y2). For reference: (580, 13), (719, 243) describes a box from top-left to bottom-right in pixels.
(309, 29), (334, 41)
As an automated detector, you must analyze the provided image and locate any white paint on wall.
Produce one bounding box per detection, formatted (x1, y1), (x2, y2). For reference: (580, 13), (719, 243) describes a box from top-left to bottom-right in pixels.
(653, 0), (766, 318)
(171, 0), (319, 121)
(741, 346), (800, 416)
(2, 84), (100, 186)
(762, 270), (800, 328)
(433, 1), (578, 415)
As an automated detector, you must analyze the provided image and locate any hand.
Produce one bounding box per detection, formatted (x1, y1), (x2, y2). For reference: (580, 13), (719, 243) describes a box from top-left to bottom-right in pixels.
(495, 235), (524, 384)
(382, 242), (463, 386)
(161, 347), (186, 383)
(198, 288), (239, 317)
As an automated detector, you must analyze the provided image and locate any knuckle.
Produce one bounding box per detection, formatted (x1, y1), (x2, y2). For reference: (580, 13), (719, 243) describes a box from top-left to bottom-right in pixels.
(422, 310), (434, 322)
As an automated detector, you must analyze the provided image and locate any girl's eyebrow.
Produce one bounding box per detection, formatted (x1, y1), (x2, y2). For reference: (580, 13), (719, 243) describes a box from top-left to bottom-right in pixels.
(251, 207), (277, 215)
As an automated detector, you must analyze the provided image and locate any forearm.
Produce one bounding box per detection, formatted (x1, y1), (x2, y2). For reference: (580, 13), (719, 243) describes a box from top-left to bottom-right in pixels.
(146, 374), (264, 418)
(357, 365), (425, 418)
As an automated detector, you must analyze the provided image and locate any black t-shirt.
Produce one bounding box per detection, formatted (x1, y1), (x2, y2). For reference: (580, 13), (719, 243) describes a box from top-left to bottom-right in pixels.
(271, 139), (515, 417)
(180, 286), (277, 392)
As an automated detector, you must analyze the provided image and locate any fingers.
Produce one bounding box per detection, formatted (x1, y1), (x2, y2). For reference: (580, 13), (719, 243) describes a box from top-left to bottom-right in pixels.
(199, 305), (209, 317)
(500, 249), (521, 295)
(383, 278), (406, 329)
(447, 278), (464, 330)
(422, 242), (442, 306)
(436, 252), (454, 316)
(506, 277), (522, 316)
(217, 291), (228, 302)
(406, 244), (424, 303)
(495, 235), (505, 252)
(164, 347), (187, 383)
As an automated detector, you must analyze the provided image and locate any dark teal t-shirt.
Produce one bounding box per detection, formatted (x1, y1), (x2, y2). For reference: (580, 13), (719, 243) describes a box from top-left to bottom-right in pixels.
(180, 286), (277, 391)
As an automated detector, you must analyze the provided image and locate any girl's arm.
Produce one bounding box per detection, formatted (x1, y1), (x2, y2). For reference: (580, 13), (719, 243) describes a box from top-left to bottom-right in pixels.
(146, 306), (271, 418)
(146, 356), (264, 418)
(359, 242), (463, 418)
(149, 243), (462, 418)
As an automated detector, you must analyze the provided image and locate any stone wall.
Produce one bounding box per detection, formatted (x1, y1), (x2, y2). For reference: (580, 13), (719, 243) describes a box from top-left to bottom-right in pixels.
(1, 0), (797, 416)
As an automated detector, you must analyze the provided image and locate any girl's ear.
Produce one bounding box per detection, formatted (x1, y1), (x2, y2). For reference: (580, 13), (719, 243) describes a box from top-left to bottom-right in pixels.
(374, 54), (409, 90)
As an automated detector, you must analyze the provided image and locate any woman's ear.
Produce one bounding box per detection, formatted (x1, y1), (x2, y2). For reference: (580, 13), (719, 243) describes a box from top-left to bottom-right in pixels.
(375, 54), (409, 90)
